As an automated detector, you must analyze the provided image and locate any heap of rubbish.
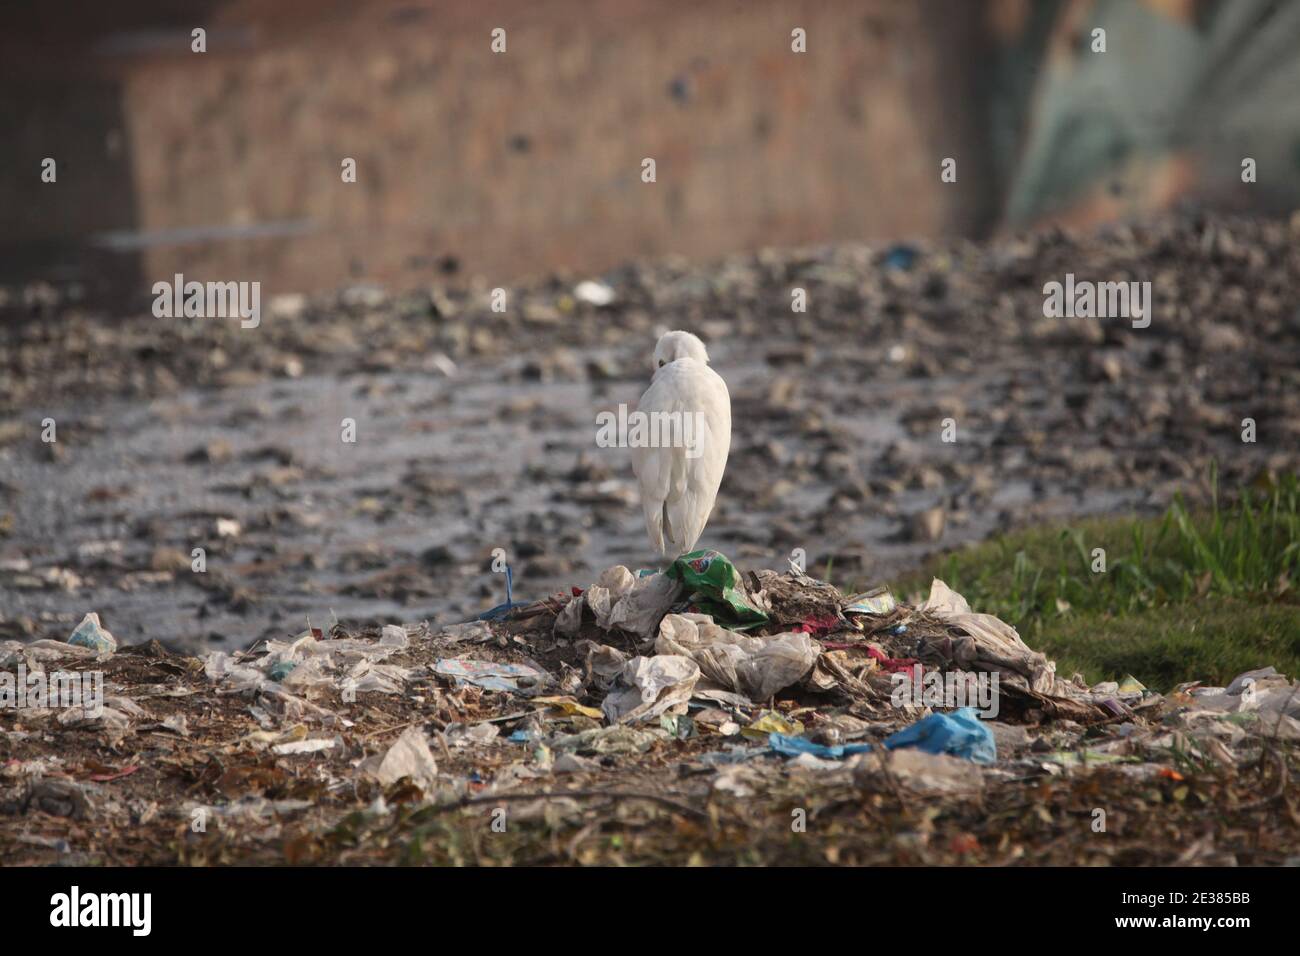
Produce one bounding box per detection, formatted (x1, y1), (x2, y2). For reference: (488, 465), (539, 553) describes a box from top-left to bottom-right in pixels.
(3, 550), (1299, 865)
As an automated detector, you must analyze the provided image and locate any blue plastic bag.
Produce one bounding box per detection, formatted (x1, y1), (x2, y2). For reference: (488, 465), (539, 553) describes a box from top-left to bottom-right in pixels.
(769, 706), (996, 764)
(882, 706), (996, 765)
(768, 734), (873, 760)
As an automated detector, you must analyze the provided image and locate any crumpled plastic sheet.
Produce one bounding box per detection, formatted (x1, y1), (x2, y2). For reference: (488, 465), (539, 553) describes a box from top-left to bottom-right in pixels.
(0, 640), (100, 668)
(881, 706), (997, 764)
(576, 641), (629, 692)
(343, 661), (408, 695)
(55, 695), (144, 732)
(768, 733), (873, 760)
(205, 627), (416, 699)
(205, 652), (268, 691)
(1184, 666), (1300, 717)
(601, 654), (700, 724)
(202, 625), (417, 726)
(667, 550), (770, 629)
(555, 566), (683, 641)
(359, 726), (438, 792)
(263, 633), (407, 668)
(552, 724), (660, 755)
(918, 579), (1061, 694)
(655, 613), (819, 701)
(66, 612), (117, 654)
(432, 658), (547, 694)
(916, 579), (1120, 719)
(437, 621), (495, 643)
(203, 651), (352, 726)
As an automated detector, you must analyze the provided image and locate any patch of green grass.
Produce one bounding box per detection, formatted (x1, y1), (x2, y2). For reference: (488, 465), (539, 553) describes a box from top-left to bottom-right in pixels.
(892, 469), (1300, 689)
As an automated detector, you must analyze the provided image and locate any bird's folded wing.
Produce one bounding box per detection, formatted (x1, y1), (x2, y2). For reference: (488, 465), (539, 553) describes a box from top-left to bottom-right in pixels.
(633, 367), (730, 555)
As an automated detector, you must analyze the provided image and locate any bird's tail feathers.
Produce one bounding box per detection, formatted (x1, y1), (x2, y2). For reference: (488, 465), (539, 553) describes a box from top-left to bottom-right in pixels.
(667, 488), (712, 556)
(643, 497), (666, 556)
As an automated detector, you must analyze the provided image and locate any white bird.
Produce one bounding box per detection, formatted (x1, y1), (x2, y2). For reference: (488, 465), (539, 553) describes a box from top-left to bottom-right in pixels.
(631, 331), (731, 558)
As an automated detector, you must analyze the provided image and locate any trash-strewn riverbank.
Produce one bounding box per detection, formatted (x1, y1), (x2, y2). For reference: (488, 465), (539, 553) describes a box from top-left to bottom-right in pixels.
(3, 212), (1297, 652)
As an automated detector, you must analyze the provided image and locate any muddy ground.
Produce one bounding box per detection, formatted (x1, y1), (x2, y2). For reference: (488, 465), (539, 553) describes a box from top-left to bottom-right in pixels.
(3, 212), (1297, 654)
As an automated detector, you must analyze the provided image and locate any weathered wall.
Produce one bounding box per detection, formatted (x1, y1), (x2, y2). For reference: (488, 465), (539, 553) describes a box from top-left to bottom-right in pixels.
(2, 0), (991, 302)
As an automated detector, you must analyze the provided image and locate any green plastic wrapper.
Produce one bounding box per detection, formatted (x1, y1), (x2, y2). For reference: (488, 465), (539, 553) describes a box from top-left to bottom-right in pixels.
(666, 549), (769, 629)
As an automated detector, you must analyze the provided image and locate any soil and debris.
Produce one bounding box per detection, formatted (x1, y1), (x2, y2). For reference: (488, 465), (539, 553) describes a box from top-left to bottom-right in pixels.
(4, 555), (1298, 866)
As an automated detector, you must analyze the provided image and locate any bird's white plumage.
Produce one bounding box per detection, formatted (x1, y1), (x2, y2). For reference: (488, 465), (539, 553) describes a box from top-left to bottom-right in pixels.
(631, 331), (731, 557)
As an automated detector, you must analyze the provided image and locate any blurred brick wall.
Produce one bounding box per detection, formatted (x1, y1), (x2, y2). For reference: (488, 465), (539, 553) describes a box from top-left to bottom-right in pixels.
(2, 0), (992, 303)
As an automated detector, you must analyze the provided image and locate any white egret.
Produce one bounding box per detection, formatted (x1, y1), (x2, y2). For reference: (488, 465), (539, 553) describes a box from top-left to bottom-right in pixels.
(631, 331), (731, 558)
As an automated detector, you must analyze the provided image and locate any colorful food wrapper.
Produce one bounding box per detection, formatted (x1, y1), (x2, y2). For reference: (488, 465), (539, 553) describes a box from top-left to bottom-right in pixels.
(666, 549), (769, 629)
(842, 587), (896, 616)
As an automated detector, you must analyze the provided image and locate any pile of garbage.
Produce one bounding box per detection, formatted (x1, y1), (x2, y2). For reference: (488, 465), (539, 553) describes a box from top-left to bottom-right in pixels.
(521, 550), (1164, 732)
(3, 551), (1299, 865)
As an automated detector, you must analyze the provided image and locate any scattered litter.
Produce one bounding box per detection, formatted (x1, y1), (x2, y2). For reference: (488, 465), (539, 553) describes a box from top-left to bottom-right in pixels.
(1, 639), (99, 666)
(438, 621), (494, 643)
(881, 243), (919, 271)
(273, 737), (336, 756)
(5, 547), (1300, 865)
(573, 279), (616, 307)
(577, 641), (629, 691)
(67, 613), (116, 654)
(552, 725), (659, 755)
(268, 660), (297, 682)
(446, 722), (500, 747)
(556, 566), (683, 640)
(843, 587), (896, 616)
(769, 708), (996, 765)
(916, 579), (1114, 721)
(743, 710), (804, 739)
(602, 655), (700, 724)
(667, 550), (769, 629)
(6, 207), (1300, 864)
(1118, 675), (1147, 695)
(694, 707), (741, 736)
(656, 613), (818, 700)
(769, 733), (872, 760)
(476, 565), (527, 621)
(1226, 666), (1281, 695)
(361, 726), (438, 792)
(660, 713), (696, 739)
(432, 659), (547, 694)
(531, 696), (604, 720)
(380, 624), (409, 648)
(882, 707), (996, 765)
